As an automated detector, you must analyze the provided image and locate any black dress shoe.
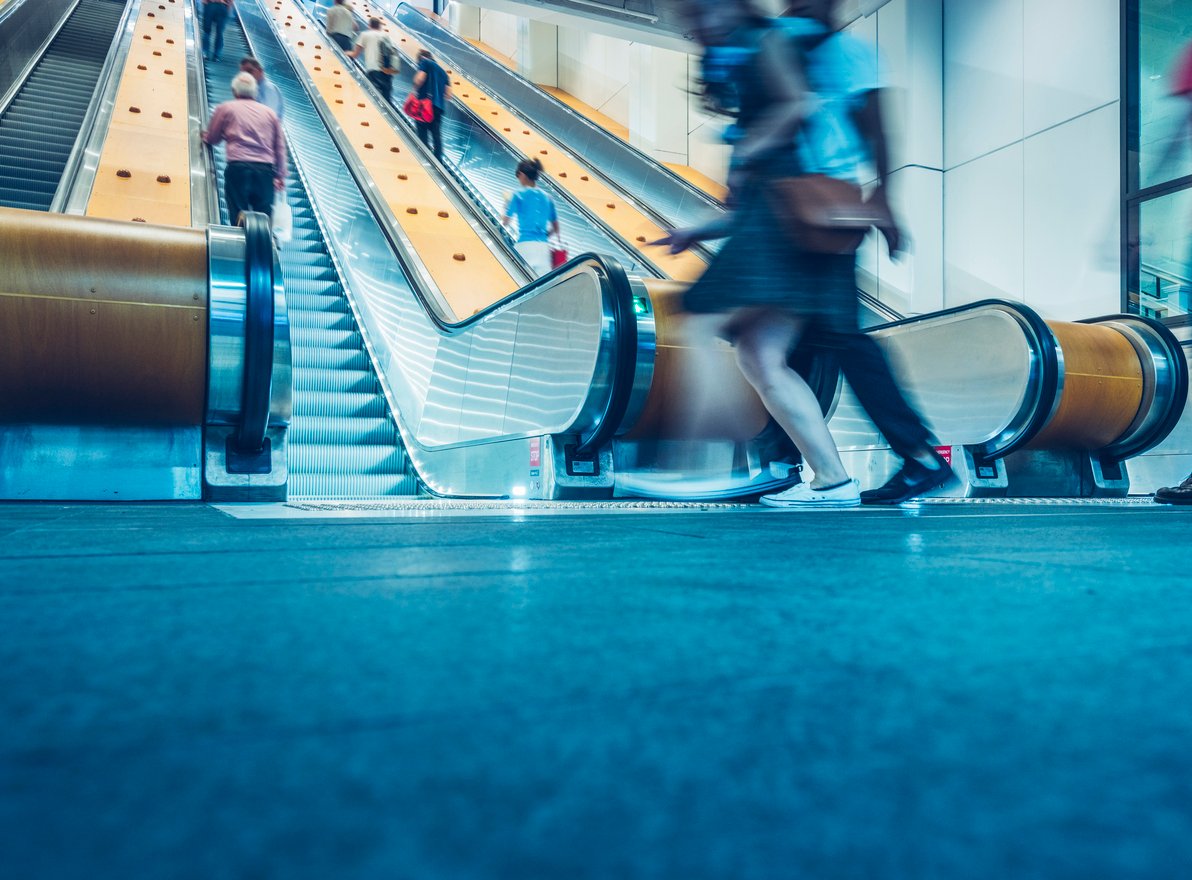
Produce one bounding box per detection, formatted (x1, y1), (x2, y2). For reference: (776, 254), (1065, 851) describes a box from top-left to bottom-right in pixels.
(861, 452), (955, 505)
(1155, 473), (1192, 505)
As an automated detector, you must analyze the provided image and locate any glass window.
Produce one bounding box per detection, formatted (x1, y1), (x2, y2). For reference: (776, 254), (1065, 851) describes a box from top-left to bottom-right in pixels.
(1133, 187), (1192, 320)
(1127, 0), (1192, 321)
(1138, 1), (1192, 188)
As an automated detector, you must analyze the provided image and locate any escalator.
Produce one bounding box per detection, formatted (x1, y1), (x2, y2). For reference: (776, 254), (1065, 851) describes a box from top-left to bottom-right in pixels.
(0, 0), (128, 211)
(223, 0), (1189, 502)
(201, 12), (416, 497)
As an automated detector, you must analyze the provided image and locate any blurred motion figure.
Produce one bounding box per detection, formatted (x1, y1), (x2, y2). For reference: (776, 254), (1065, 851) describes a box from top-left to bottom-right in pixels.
(656, 0), (952, 507)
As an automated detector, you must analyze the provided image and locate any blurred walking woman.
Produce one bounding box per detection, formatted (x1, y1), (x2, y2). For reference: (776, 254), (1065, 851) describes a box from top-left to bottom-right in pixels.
(503, 158), (559, 278)
(654, 0), (861, 508)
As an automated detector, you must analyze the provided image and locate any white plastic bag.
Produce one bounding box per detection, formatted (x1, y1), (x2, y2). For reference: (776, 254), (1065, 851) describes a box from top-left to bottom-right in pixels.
(272, 192), (292, 244)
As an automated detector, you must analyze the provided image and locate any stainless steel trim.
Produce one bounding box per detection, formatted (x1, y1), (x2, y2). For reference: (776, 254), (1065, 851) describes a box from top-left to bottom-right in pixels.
(53, 0), (144, 214)
(0, 0), (78, 118)
(184, 0), (219, 227)
(617, 274), (657, 435)
(1091, 317), (1183, 460)
(269, 242), (293, 425)
(206, 223), (247, 424)
(206, 222), (292, 426)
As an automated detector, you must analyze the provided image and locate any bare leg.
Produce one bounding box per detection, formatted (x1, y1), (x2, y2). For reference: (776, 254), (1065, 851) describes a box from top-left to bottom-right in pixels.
(732, 310), (850, 488)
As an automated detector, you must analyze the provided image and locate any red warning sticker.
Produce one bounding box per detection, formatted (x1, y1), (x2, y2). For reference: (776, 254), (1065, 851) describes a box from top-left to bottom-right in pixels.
(934, 445), (953, 466)
(529, 437), (541, 468)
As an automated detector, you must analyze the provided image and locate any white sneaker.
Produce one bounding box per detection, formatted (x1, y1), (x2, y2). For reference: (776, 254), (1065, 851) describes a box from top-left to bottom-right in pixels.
(760, 479), (861, 509)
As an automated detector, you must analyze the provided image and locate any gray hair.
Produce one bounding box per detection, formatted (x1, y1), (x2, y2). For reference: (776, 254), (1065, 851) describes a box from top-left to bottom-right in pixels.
(231, 72), (258, 99)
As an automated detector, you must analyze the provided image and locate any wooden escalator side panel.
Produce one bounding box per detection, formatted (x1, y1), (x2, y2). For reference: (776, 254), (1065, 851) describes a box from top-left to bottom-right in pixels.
(86, 0), (192, 228)
(1031, 321), (1145, 450)
(0, 208), (208, 424)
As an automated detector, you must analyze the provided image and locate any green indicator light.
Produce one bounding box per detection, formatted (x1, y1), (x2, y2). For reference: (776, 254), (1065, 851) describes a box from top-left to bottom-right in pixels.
(633, 296), (649, 315)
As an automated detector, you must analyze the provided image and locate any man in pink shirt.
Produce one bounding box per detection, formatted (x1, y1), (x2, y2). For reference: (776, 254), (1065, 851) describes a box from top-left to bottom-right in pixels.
(202, 72), (287, 225)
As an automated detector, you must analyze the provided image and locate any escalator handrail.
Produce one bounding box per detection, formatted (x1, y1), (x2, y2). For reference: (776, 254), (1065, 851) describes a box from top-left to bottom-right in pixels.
(388, 1), (723, 216)
(237, 0), (647, 452)
(51, 0), (145, 213)
(184, 0), (222, 226)
(236, 211), (275, 452)
(575, 254), (639, 453)
(865, 298), (1063, 459)
(345, 4), (674, 283)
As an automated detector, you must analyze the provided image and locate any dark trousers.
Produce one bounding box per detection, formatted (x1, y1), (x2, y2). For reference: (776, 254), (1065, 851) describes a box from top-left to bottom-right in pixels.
(416, 112), (443, 161)
(225, 161), (275, 225)
(816, 328), (932, 461)
(330, 32), (354, 52)
(202, 3), (229, 59)
(367, 70), (393, 103)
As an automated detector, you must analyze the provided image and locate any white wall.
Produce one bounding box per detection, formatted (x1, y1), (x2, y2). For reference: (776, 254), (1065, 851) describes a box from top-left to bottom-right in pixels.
(558, 27), (631, 126)
(476, 7), (520, 62)
(942, 0), (1121, 320)
(451, 0), (1125, 321)
(849, 0), (945, 316)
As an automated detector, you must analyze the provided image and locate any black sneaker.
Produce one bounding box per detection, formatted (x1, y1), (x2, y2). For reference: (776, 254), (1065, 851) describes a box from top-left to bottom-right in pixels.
(861, 451), (955, 505)
(1154, 473), (1192, 505)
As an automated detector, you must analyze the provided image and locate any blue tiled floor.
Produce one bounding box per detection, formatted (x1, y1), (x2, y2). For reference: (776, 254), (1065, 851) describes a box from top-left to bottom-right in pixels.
(1, 502), (1191, 878)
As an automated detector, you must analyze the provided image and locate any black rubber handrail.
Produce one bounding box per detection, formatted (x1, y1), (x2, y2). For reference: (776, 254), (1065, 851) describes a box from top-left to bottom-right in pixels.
(236, 211), (275, 452)
(575, 256), (638, 455)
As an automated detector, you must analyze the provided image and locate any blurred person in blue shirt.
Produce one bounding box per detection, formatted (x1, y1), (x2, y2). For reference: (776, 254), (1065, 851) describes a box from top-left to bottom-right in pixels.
(240, 57), (284, 121)
(503, 158), (559, 278)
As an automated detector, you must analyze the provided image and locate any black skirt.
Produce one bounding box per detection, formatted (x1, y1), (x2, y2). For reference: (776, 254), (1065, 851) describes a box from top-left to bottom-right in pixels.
(683, 181), (860, 336)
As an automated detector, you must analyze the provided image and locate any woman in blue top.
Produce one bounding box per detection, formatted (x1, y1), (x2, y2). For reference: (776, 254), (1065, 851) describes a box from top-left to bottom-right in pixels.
(503, 158), (560, 278)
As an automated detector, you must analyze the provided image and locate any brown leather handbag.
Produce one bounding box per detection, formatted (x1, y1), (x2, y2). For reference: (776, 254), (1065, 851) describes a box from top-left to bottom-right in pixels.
(768, 175), (892, 255)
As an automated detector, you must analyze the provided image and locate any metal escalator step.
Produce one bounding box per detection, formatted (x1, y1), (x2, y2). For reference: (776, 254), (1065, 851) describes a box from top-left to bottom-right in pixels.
(291, 346), (371, 371)
(282, 239), (328, 257)
(289, 310), (354, 332)
(284, 279), (343, 298)
(288, 443), (407, 475)
(292, 367), (376, 395)
(289, 471), (418, 499)
(290, 325), (360, 349)
(292, 391), (388, 418)
(0, 197), (47, 211)
(290, 415), (396, 445)
(0, 0), (129, 211)
(280, 267), (338, 285)
(288, 292), (350, 314)
(285, 251), (334, 269)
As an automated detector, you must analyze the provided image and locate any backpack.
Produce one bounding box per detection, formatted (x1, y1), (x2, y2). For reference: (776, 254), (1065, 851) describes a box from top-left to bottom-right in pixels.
(378, 36), (395, 73)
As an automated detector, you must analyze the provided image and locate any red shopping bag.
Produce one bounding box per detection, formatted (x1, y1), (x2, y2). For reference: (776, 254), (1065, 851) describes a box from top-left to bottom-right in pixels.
(550, 240), (568, 268)
(402, 93), (434, 123)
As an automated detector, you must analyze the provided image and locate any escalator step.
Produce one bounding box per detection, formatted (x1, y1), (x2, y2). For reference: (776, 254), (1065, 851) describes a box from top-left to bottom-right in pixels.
(287, 443), (407, 475)
(289, 472), (418, 499)
(292, 367), (376, 394)
(290, 416), (397, 445)
(293, 391), (388, 418)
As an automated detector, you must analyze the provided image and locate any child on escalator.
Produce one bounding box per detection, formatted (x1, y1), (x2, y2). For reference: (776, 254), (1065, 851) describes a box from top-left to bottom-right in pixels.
(502, 158), (560, 278)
